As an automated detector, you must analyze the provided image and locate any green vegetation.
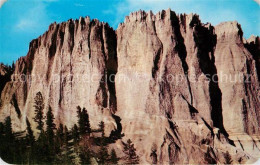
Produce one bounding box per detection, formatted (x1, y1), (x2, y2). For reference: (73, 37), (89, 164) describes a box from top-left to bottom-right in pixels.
(0, 91), (138, 164)
(33, 92), (45, 132)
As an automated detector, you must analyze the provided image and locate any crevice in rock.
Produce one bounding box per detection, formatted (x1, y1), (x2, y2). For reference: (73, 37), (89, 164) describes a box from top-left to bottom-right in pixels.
(168, 142), (180, 165)
(88, 21), (93, 59)
(159, 70), (174, 118)
(171, 12), (193, 105)
(58, 51), (63, 106)
(181, 95), (199, 119)
(25, 38), (38, 75)
(237, 138), (244, 151)
(10, 93), (21, 119)
(152, 46), (163, 78)
(193, 24), (228, 137)
(48, 24), (59, 58)
(101, 25), (118, 113)
(244, 37), (260, 78)
(165, 129), (181, 164)
(242, 99), (249, 134)
(96, 25), (108, 108)
(47, 24), (59, 82)
(168, 120), (181, 144)
(68, 20), (75, 54)
(201, 117), (213, 135)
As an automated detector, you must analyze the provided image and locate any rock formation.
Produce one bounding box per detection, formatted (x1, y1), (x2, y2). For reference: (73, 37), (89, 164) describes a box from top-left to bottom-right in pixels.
(0, 9), (259, 164)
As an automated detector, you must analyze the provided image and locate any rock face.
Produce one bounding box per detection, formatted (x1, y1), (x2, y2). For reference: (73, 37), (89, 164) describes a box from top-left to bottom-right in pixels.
(0, 9), (259, 164)
(0, 17), (118, 133)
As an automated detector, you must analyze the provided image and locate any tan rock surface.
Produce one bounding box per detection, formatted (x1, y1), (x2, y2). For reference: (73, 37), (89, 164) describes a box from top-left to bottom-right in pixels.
(0, 17), (118, 135)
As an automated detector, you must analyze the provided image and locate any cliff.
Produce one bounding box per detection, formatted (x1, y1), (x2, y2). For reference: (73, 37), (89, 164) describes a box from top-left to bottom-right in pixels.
(0, 9), (259, 164)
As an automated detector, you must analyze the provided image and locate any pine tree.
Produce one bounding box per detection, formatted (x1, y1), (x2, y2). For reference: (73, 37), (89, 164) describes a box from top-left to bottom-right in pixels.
(71, 124), (82, 165)
(35, 130), (50, 163)
(4, 116), (14, 141)
(224, 151), (233, 164)
(72, 124), (79, 145)
(26, 117), (35, 146)
(64, 126), (69, 148)
(97, 120), (109, 164)
(55, 125), (74, 164)
(33, 92), (45, 132)
(26, 118), (35, 164)
(77, 106), (91, 136)
(97, 143), (109, 164)
(79, 136), (92, 164)
(46, 106), (56, 145)
(110, 148), (119, 164)
(123, 139), (139, 164)
(56, 123), (64, 149)
(82, 107), (91, 134)
(1, 116), (15, 163)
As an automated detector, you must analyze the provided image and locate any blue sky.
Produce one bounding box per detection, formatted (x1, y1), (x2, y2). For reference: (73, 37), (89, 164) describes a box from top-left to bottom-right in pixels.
(0, 0), (259, 65)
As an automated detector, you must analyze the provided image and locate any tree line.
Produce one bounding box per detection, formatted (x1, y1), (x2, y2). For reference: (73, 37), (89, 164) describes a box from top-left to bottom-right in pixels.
(0, 92), (139, 164)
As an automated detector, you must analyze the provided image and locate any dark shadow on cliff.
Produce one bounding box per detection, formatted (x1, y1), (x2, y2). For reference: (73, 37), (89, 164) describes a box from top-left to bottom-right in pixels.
(191, 20), (229, 137)
(171, 12), (193, 105)
(10, 93), (21, 119)
(109, 114), (124, 142)
(244, 37), (260, 78)
(99, 24), (118, 113)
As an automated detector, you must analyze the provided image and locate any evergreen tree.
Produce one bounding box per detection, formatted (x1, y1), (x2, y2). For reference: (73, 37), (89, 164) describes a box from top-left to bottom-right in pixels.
(12, 130), (27, 164)
(224, 151), (233, 164)
(77, 106), (91, 136)
(77, 106), (82, 132)
(55, 125), (74, 164)
(123, 139), (139, 164)
(0, 116), (15, 163)
(33, 92), (45, 132)
(96, 120), (109, 164)
(110, 148), (119, 164)
(46, 106), (56, 145)
(79, 136), (92, 164)
(71, 124), (82, 165)
(64, 126), (69, 147)
(35, 130), (50, 163)
(56, 123), (64, 149)
(26, 117), (35, 146)
(26, 118), (35, 164)
(4, 116), (14, 141)
(82, 107), (91, 134)
(97, 143), (109, 164)
(72, 124), (79, 145)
